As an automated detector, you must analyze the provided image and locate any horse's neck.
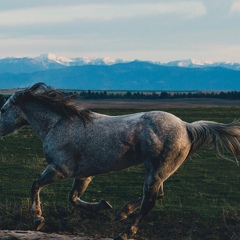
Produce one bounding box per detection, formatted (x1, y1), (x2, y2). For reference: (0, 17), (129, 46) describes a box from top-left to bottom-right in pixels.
(24, 102), (62, 141)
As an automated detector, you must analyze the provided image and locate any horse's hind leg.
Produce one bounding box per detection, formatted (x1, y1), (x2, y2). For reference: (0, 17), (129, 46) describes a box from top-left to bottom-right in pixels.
(114, 153), (190, 238)
(114, 183), (164, 221)
(114, 198), (142, 221)
(114, 170), (163, 240)
(69, 177), (112, 211)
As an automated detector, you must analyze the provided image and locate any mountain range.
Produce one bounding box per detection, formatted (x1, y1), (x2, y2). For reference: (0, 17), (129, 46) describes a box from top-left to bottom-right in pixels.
(0, 53), (240, 91)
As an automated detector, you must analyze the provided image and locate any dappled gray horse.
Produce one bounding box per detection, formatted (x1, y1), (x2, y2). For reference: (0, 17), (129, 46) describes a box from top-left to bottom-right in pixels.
(0, 83), (240, 240)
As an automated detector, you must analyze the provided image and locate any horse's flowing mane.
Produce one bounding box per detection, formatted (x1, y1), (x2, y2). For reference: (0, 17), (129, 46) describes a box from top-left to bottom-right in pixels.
(20, 82), (93, 123)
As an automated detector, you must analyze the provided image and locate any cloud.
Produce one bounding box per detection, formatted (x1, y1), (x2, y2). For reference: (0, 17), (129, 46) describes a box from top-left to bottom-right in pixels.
(230, 1), (240, 13)
(7, 1), (240, 63)
(0, 1), (206, 27)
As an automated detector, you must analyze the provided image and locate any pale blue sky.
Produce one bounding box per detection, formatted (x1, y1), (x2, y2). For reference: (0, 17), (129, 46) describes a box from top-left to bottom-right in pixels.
(1, 0), (240, 62)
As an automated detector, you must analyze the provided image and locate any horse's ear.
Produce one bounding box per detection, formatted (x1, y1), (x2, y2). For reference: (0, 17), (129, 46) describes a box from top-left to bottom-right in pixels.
(29, 83), (48, 94)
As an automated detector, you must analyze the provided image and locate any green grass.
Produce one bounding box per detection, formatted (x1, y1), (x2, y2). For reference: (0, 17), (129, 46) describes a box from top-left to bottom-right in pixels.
(0, 107), (240, 239)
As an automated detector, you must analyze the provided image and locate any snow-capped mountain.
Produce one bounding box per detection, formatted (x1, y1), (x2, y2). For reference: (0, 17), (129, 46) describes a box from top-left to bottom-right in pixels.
(35, 53), (74, 67)
(36, 53), (124, 66)
(1, 53), (240, 74)
(163, 59), (213, 67)
(1, 53), (240, 91)
(0, 53), (124, 74)
(1, 60), (240, 91)
(164, 59), (240, 70)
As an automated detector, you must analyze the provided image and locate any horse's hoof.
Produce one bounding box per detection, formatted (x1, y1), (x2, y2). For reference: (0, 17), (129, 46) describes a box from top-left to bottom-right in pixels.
(99, 199), (113, 210)
(113, 234), (128, 240)
(113, 236), (123, 240)
(34, 216), (45, 231)
(114, 212), (127, 222)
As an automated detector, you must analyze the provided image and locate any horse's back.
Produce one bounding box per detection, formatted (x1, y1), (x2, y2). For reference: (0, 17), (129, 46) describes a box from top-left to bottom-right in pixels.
(138, 110), (186, 135)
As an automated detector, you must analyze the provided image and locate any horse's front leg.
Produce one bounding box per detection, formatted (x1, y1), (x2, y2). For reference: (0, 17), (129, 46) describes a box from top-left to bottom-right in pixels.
(31, 164), (66, 230)
(69, 177), (112, 211)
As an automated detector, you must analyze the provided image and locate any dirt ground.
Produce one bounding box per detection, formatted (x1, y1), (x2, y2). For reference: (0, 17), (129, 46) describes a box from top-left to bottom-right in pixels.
(0, 230), (112, 240)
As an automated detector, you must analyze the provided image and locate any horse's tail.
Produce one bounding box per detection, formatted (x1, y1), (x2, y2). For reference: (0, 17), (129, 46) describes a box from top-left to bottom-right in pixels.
(186, 120), (240, 163)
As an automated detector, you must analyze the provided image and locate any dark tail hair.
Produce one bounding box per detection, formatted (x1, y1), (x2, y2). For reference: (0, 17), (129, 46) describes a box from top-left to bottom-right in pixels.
(186, 120), (240, 164)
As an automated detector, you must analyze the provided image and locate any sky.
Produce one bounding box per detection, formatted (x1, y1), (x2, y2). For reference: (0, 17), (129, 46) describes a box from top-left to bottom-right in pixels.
(1, 0), (240, 63)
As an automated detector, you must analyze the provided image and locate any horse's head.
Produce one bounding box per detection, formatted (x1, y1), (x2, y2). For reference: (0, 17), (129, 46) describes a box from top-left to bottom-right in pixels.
(0, 91), (28, 138)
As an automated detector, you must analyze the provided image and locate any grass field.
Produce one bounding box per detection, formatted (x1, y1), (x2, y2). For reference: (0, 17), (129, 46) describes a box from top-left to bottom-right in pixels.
(0, 107), (240, 240)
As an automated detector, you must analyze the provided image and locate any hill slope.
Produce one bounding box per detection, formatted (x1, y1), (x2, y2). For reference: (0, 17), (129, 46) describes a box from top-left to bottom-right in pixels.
(1, 61), (240, 90)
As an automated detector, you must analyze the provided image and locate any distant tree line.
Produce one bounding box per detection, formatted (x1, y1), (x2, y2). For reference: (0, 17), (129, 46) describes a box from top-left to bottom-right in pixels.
(1, 90), (240, 109)
(68, 90), (240, 100)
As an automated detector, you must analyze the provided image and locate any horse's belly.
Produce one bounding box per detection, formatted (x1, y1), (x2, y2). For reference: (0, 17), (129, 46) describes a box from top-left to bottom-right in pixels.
(74, 146), (142, 177)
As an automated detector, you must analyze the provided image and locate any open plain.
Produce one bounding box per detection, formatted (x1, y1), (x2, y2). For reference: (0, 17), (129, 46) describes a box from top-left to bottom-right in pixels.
(77, 98), (240, 109)
(0, 98), (240, 239)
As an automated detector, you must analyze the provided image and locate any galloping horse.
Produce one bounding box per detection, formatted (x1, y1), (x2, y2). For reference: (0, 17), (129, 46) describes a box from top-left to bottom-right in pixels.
(0, 83), (240, 239)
